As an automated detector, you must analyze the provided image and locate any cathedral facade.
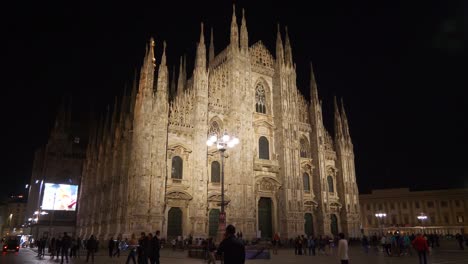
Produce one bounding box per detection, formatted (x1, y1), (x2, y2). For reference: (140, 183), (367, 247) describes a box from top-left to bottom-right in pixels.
(77, 7), (361, 241)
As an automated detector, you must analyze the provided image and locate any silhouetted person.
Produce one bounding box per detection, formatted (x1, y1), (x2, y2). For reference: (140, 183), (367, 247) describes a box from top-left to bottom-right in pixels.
(150, 231), (161, 264)
(217, 225), (245, 264)
(61, 232), (71, 264)
(86, 235), (98, 263)
(108, 236), (115, 257)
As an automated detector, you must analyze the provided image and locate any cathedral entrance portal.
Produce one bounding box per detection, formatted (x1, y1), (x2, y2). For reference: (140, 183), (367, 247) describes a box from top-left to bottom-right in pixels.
(209, 209), (220, 237)
(330, 214), (338, 235)
(258, 197), (273, 240)
(304, 213), (314, 236)
(168, 207), (182, 238)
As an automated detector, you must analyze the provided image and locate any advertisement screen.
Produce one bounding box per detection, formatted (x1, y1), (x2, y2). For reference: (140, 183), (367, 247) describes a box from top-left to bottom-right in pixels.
(41, 183), (78, 211)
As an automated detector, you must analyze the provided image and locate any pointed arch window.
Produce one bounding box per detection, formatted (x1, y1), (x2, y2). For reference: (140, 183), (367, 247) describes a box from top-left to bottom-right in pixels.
(300, 137), (310, 158)
(211, 161), (220, 183)
(171, 156), (183, 179)
(327, 176), (334, 192)
(259, 136), (269, 160)
(255, 84), (266, 114)
(303, 173), (310, 192)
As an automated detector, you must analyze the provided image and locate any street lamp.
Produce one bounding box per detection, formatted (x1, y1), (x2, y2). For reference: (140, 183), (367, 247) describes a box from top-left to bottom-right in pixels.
(375, 213), (387, 236)
(206, 130), (239, 241)
(417, 213), (427, 234)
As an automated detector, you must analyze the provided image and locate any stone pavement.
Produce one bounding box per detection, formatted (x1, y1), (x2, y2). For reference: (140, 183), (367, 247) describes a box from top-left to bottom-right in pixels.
(3, 240), (468, 264)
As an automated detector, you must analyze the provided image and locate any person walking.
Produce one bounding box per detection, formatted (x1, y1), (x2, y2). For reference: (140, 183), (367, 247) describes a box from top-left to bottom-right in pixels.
(50, 236), (56, 259)
(113, 235), (122, 257)
(307, 236), (316, 256)
(108, 236), (115, 258)
(362, 235), (369, 254)
(217, 224), (246, 264)
(337, 233), (349, 264)
(85, 235), (98, 263)
(412, 233), (429, 264)
(61, 232), (71, 264)
(138, 232), (149, 264)
(206, 237), (217, 264)
(126, 233), (138, 264)
(272, 233), (279, 255)
(150, 231), (161, 264)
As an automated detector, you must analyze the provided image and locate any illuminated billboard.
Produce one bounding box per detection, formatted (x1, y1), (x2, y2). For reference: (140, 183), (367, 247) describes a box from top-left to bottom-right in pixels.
(41, 183), (78, 211)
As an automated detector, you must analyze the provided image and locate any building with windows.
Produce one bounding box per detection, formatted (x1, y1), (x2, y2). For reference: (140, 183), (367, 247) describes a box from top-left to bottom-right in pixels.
(360, 188), (468, 235)
(77, 6), (360, 241)
(25, 101), (87, 239)
(1, 197), (27, 237)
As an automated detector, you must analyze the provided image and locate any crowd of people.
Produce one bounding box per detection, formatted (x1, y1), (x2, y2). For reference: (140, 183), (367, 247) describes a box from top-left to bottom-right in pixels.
(27, 228), (468, 264)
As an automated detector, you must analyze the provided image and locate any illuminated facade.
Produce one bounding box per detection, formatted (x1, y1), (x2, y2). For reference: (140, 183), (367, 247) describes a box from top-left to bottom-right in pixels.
(77, 6), (360, 241)
(360, 188), (468, 235)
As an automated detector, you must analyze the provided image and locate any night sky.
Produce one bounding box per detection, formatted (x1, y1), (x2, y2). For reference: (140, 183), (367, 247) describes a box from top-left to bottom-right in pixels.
(2, 1), (466, 200)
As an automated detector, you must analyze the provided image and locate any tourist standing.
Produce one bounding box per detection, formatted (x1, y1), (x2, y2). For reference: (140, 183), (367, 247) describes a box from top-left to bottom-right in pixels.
(150, 231), (161, 264)
(206, 237), (217, 264)
(337, 233), (349, 264)
(86, 235), (98, 263)
(108, 236), (115, 258)
(412, 233), (429, 264)
(61, 232), (71, 264)
(217, 225), (246, 264)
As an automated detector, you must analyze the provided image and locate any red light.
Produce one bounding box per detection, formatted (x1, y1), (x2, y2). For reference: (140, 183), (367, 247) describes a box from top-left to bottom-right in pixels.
(16, 246), (19, 249)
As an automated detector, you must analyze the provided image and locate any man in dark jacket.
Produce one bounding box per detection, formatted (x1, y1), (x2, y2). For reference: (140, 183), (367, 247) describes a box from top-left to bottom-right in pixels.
(61, 232), (72, 264)
(150, 231), (161, 264)
(86, 235), (98, 263)
(217, 225), (245, 264)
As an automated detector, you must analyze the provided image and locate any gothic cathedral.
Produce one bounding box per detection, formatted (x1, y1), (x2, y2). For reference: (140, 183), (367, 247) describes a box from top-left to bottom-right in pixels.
(77, 6), (361, 241)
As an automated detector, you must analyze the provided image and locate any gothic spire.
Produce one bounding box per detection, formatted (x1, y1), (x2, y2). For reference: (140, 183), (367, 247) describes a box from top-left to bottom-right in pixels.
(139, 38), (156, 96)
(284, 26), (293, 66)
(240, 8), (249, 54)
(130, 69), (138, 114)
(120, 84), (128, 123)
(177, 56), (185, 97)
(209, 27), (215, 63)
(310, 62), (319, 104)
(334, 96), (344, 140)
(230, 4), (239, 51)
(340, 98), (351, 140)
(170, 66), (176, 99)
(103, 104), (111, 140)
(110, 96), (118, 134)
(156, 41), (168, 96)
(195, 22), (206, 69)
(276, 24), (284, 65)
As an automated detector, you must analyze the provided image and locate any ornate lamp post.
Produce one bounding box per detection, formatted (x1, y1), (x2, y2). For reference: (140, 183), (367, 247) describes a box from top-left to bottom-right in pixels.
(417, 213), (427, 234)
(206, 130), (239, 241)
(375, 213), (387, 236)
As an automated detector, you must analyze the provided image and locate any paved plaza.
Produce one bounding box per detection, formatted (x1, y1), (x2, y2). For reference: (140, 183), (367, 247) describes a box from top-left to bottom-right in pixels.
(1, 241), (468, 264)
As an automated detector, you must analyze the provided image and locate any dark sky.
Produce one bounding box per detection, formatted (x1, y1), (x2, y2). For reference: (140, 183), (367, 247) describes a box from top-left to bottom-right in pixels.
(2, 1), (466, 200)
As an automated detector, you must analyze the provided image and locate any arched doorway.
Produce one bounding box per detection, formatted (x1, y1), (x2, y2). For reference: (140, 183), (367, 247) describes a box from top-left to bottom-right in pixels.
(168, 207), (183, 238)
(258, 197), (273, 240)
(304, 213), (314, 236)
(208, 209), (220, 237)
(330, 214), (338, 235)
